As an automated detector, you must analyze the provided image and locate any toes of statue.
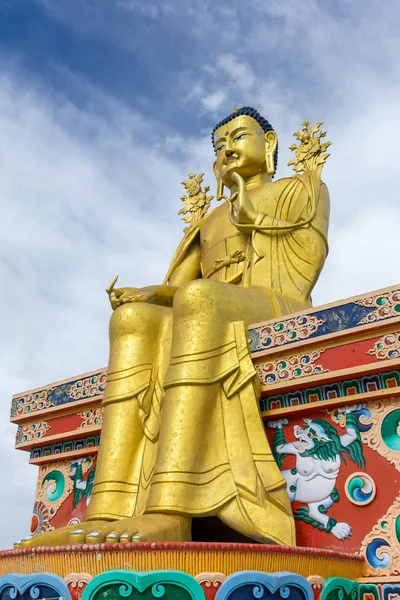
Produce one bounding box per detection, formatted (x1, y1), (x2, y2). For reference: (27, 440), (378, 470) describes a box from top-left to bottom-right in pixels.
(105, 531), (119, 544)
(119, 530), (141, 543)
(69, 529), (87, 544)
(19, 536), (33, 548)
(85, 531), (104, 544)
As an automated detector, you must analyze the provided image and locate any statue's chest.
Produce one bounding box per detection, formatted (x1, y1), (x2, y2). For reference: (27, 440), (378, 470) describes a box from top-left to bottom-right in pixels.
(200, 204), (248, 284)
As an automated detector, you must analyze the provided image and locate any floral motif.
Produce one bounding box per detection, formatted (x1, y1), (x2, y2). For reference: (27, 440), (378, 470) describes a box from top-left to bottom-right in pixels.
(249, 315), (325, 353)
(179, 173), (214, 231)
(78, 407), (102, 429)
(356, 290), (400, 325)
(256, 349), (326, 386)
(11, 370), (107, 418)
(367, 333), (400, 360)
(15, 421), (50, 445)
(288, 120), (331, 176)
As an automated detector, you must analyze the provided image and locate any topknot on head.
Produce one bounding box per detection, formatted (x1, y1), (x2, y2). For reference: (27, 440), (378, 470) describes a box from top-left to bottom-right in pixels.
(211, 106), (278, 173)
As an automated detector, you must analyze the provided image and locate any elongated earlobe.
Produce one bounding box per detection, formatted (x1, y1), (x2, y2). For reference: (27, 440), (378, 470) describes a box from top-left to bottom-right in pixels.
(213, 161), (225, 200)
(264, 130), (277, 176)
(265, 151), (275, 176)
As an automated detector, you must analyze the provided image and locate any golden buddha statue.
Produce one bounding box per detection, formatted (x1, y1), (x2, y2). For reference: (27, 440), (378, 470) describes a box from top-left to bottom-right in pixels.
(20, 107), (330, 548)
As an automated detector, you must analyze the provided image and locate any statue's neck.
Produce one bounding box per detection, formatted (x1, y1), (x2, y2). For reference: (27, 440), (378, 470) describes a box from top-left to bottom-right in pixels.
(230, 172), (272, 195)
(244, 172), (272, 189)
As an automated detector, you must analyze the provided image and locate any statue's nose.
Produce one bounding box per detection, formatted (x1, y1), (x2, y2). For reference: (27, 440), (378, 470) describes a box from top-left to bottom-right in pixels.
(225, 138), (234, 154)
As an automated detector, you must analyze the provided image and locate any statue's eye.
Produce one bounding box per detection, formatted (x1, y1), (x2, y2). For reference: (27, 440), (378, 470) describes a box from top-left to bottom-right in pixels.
(215, 144), (225, 153)
(233, 133), (248, 142)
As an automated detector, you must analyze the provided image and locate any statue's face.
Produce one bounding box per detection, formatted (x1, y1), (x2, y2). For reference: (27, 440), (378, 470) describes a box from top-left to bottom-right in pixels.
(213, 115), (267, 187)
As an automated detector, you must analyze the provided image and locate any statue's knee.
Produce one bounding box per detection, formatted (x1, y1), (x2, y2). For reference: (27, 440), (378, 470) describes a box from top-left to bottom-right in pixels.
(109, 302), (161, 338)
(174, 280), (220, 315)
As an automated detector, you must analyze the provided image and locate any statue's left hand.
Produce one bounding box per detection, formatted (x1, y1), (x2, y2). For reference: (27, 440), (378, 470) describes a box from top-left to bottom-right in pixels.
(120, 285), (159, 305)
(230, 172), (257, 225)
(108, 283), (177, 310)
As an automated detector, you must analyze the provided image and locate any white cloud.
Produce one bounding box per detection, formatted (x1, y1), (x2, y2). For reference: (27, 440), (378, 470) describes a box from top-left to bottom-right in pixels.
(202, 89), (227, 112)
(216, 55), (256, 92)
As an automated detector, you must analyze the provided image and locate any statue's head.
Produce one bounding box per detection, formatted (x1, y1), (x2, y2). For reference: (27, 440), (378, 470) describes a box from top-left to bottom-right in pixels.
(212, 106), (278, 191)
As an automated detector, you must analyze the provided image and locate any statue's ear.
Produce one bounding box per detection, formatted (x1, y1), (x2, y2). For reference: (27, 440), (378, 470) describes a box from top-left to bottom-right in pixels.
(264, 130), (277, 153)
(264, 130), (277, 175)
(213, 160), (224, 199)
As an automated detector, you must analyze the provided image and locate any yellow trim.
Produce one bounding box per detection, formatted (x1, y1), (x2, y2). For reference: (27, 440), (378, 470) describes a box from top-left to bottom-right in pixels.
(0, 547), (363, 579)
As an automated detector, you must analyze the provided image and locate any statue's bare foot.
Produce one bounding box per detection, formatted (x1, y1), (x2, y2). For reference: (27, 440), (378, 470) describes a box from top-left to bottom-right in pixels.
(16, 514), (191, 547)
(15, 520), (108, 548)
(101, 514), (191, 544)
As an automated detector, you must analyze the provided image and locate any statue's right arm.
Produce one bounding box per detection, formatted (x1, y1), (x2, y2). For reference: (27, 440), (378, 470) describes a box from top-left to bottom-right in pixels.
(168, 239), (201, 286)
(146, 239), (201, 306)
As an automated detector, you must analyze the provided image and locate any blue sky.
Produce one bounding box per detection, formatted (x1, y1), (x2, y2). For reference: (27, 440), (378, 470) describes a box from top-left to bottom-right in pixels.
(1, 0), (400, 548)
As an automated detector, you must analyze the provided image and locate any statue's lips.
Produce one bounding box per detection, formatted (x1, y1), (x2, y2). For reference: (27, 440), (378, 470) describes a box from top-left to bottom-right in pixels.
(225, 156), (239, 166)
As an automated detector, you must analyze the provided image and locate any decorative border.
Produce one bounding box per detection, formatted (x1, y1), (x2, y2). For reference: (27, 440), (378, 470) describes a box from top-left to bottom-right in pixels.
(15, 421), (49, 445)
(78, 408), (102, 430)
(11, 371), (107, 419)
(368, 334), (400, 361)
(30, 436), (100, 461)
(255, 350), (326, 386)
(249, 288), (400, 354)
(248, 315), (325, 354)
(260, 370), (400, 412)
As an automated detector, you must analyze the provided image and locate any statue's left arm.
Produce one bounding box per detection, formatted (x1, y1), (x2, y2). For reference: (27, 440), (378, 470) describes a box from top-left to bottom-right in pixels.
(232, 173), (330, 305)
